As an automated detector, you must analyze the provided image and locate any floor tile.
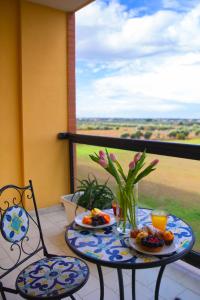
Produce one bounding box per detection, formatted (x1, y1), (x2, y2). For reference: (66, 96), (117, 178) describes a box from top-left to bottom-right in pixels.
(1, 293), (24, 300)
(119, 281), (154, 300)
(82, 286), (117, 300)
(177, 289), (200, 300)
(164, 263), (188, 283)
(1, 267), (20, 289)
(149, 275), (186, 300)
(103, 269), (132, 292)
(0, 245), (9, 259)
(176, 270), (200, 295)
(45, 211), (67, 223)
(135, 267), (159, 287)
(89, 263), (115, 278)
(63, 293), (82, 300)
(77, 274), (101, 297)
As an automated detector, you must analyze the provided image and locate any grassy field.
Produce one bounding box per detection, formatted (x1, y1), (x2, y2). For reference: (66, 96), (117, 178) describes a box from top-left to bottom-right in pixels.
(76, 144), (200, 251)
(171, 138), (200, 144)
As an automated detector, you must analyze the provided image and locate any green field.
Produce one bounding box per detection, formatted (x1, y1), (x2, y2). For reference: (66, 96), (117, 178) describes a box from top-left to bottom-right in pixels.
(76, 144), (200, 251)
(168, 138), (200, 144)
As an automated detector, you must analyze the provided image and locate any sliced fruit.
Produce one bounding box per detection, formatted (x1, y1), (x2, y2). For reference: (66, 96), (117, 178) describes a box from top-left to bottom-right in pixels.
(102, 214), (110, 224)
(91, 208), (102, 216)
(82, 216), (92, 225)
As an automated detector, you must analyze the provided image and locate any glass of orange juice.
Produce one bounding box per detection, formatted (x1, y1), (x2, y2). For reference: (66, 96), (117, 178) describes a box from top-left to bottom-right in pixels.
(151, 210), (168, 231)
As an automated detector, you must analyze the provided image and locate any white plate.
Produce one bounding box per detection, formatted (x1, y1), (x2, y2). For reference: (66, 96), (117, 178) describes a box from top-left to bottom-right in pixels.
(74, 211), (116, 229)
(129, 238), (178, 256)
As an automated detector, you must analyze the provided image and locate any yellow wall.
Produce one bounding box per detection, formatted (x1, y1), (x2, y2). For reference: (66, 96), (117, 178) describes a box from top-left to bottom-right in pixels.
(0, 0), (70, 209)
(0, 0), (22, 185)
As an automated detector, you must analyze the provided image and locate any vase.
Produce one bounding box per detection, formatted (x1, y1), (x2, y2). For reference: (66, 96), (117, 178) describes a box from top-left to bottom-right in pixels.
(116, 182), (138, 235)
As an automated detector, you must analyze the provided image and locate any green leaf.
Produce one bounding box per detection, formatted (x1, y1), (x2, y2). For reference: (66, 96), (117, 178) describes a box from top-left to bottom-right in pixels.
(75, 174), (114, 210)
(115, 161), (127, 181)
(134, 165), (156, 183)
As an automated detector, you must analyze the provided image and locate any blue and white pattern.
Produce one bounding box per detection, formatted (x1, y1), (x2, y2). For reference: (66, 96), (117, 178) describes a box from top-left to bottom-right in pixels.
(67, 208), (194, 265)
(16, 256), (89, 298)
(1, 206), (29, 243)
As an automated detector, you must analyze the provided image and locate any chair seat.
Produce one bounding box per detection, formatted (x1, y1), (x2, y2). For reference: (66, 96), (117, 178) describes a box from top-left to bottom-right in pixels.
(16, 256), (89, 299)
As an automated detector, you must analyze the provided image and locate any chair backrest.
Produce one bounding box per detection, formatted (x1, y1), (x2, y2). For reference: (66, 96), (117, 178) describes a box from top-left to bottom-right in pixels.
(0, 180), (47, 279)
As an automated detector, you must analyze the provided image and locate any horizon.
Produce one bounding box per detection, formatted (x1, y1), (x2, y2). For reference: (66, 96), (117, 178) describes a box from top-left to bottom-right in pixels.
(76, 0), (200, 118)
(77, 117), (200, 120)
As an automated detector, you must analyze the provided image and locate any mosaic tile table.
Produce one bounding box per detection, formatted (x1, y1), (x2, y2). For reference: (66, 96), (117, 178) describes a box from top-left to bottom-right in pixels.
(65, 208), (195, 300)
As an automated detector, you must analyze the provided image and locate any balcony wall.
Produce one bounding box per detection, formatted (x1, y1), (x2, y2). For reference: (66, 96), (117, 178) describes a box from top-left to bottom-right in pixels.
(0, 0), (71, 209)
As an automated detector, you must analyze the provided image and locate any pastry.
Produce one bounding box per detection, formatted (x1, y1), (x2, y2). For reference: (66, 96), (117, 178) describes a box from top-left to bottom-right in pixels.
(130, 228), (140, 238)
(135, 231), (148, 244)
(163, 230), (174, 245)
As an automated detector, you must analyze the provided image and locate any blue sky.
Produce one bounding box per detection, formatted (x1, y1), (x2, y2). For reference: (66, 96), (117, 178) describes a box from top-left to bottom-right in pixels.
(76, 0), (200, 118)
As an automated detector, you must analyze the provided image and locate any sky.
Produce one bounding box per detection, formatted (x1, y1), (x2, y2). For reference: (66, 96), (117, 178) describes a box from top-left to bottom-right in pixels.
(76, 0), (200, 118)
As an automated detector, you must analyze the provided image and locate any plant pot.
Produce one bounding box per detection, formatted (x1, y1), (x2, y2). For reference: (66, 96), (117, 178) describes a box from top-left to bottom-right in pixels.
(61, 192), (85, 225)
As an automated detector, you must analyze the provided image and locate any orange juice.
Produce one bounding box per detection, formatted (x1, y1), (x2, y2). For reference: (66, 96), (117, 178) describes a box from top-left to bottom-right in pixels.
(112, 200), (117, 216)
(151, 210), (168, 231)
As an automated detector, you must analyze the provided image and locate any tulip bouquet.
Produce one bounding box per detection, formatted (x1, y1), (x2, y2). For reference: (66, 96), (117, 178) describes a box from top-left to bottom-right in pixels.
(89, 149), (159, 232)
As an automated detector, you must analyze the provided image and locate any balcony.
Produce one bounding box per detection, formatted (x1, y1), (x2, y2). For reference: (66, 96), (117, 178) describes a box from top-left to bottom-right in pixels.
(1, 133), (200, 300)
(0, 1), (199, 299)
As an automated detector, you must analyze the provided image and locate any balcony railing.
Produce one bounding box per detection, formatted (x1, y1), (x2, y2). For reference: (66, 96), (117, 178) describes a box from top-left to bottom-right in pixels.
(58, 132), (200, 268)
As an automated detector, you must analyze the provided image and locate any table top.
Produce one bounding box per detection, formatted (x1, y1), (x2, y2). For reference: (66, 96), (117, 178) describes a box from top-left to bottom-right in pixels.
(65, 208), (195, 269)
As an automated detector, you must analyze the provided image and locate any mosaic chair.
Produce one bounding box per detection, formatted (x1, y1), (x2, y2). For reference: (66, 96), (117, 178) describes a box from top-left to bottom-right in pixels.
(0, 180), (89, 300)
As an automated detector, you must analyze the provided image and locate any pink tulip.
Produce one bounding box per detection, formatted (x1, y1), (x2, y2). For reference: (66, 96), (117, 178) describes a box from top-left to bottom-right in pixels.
(110, 153), (117, 162)
(129, 160), (135, 170)
(150, 159), (159, 167)
(99, 158), (108, 168)
(99, 150), (105, 159)
(134, 152), (142, 163)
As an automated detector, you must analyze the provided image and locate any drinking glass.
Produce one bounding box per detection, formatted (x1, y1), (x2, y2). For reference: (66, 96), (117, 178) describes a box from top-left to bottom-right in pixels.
(151, 210), (168, 231)
(111, 200), (117, 216)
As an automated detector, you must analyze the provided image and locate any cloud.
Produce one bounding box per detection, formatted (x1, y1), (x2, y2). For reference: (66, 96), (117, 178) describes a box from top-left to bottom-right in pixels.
(76, 0), (200, 118)
(77, 1), (200, 61)
(162, 0), (199, 11)
(162, 0), (180, 10)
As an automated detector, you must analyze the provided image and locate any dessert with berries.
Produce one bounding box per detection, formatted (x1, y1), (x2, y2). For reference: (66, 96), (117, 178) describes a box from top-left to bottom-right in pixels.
(140, 235), (164, 252)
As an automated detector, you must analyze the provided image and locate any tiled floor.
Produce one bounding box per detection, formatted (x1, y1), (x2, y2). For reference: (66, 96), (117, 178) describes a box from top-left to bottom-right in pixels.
(0, 205), (199, 300)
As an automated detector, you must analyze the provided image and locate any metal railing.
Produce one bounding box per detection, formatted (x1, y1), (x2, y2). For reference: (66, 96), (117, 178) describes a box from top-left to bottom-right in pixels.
(58, 132), (200, 268)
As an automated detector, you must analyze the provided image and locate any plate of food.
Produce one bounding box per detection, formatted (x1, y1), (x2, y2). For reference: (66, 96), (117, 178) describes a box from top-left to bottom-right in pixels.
(129, 226), (178, 256)
(74, 208), (116, 228)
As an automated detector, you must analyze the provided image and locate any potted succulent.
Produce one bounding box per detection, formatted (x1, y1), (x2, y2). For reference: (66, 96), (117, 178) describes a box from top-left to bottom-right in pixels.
(73, 175), (114, 214)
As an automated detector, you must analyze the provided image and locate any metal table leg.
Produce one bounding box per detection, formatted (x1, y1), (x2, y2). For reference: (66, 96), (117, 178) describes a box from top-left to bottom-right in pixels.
(97, 264), (104, 300)
(132, 269), (136, 300)
(0, 282), (6, 300)
(155, 265), (166, 300)
(117, 268), (124, 300)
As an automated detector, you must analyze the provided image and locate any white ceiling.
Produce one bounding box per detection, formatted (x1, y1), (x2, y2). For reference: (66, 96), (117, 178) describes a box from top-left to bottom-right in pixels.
(27, 0), (94, 12)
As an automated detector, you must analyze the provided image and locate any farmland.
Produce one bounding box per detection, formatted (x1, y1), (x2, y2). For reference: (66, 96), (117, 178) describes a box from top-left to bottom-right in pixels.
(77, 118), (200, 142)
(76, 118), (200, 251)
